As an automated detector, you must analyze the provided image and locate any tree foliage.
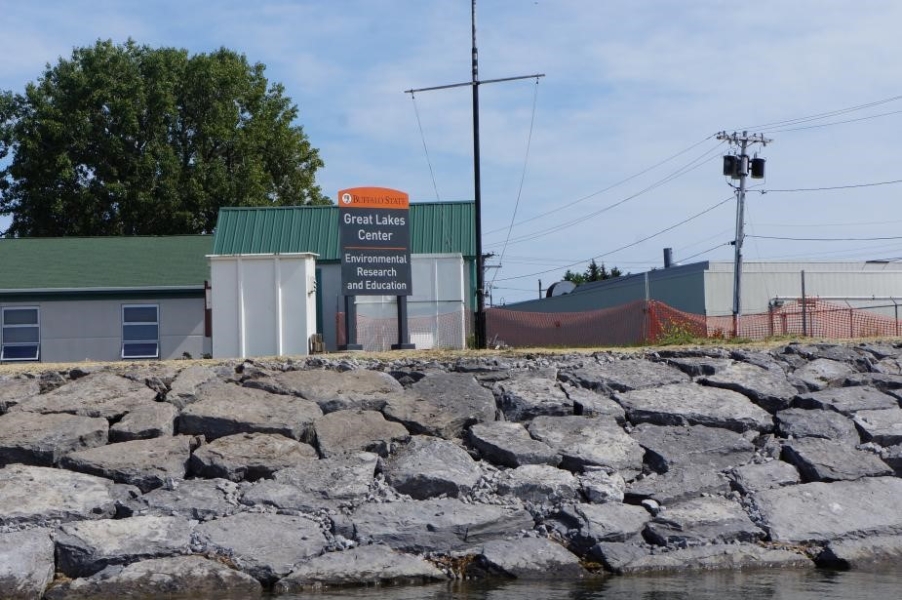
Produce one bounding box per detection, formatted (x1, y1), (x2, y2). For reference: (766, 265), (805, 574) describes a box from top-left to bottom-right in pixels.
(562, 259), (623, 285)
(0, 39), (329, 236)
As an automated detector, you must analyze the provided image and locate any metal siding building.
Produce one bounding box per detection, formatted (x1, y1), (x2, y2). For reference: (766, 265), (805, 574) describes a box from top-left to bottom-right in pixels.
(211, 202), (476, 351)
(0, 236), (212, 363)
(503, 260), (902, 319)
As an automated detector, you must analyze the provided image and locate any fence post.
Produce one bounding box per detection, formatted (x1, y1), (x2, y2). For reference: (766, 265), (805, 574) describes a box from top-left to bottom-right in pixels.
(801, 270), (807, 337)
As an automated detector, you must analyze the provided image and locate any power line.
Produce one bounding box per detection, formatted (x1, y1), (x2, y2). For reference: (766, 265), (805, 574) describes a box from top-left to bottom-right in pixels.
(740, 93), (902, 132)
(409, 93), (441, 201)
(485, 145), (724, 249)
(493, 78), (540, 286)
(749, 234), (902, 242)
(757, 178), (902, 194)
(495, 195), (734, 282)
(484, 135), (720, 235)
(762, 108), (902, 134)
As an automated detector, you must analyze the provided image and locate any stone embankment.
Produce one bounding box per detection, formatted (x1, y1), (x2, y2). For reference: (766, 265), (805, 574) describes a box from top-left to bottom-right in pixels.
(4, 342), (902, 598)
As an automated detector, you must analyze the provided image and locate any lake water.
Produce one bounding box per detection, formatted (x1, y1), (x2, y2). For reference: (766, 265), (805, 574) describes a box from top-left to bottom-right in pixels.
(268, 568), (902, 600)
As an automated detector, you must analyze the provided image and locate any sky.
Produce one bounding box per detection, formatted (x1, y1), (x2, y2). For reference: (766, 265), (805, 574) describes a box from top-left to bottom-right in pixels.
(2, 1), (902, 305)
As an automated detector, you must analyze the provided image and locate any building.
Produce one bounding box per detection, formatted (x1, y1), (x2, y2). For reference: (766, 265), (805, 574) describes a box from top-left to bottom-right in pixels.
(504, 260), (902, 318)
(209, 202), (476, 353)
(0, 236), (212, 363)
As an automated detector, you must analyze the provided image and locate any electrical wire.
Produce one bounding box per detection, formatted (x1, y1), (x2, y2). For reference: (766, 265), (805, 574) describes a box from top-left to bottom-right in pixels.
(756, 178), (902, 194)
(678, 242), (732, 263)
(484, 135), (720, 235)
(409, 93), (441, 201)
(495, 195), (734, 282)
(492, 78), (540, 286)
(763, 108), (902, 134)
(485, 145), (725, 249)
(739, 93), (902, 132)
(749, 234), (902, 242)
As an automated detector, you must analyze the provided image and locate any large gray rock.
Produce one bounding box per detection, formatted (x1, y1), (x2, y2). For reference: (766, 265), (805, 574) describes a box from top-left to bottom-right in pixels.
(614, 383), (774, 433)
(383, 371), (496, 439)
(492, 370), (574, 421)
(644, 496), (764, 546)
(728, 460), (800, 495)
(313, 409), (409, 458)
(275, 545), (447, 591)
(383, 436), (481, 499)
(10, 372), (157, 419)
(245, 368), (404, 413)
(528, 415), (644, 475)
(195, 512), (328, 585)
(793, 358), (855, 391)
(0, 529), (54, 600)
(178, 381), (322, 442)
(793, 387), (899, 415)
(241, 452), (378, 510)
(819, 535), (902, 569)
(616, 544), (813, 574)
(775, 408), (860, 444)
(700, 361), (799, 412)
(121, 478), (241, 521)
(579, 468), (626, 504)
(59, 435), (197, 492)
(0, 411), (108, 466)
(565, 384), (627, 422)
(468, 421), (561, 468)
(335, 498), (534, 553)
(781, 437), (893, 482)
(468, 537), (585, 579)
(752, 477), (902, 543)
(495, 464), (580, 504)
(109, 401), (178, 442)
(554, 503), (650, 552)
(853, 407), (902, 446)
(166, 365), (220, 408)
(662, 356), (734, 377)
(561, 359), (688, 393)
(0, 465), (137, 525)
(189, 432), (318, 481)
(43, 556), (262, 599)
(626, 464), (731, 505)
(0, 376), (39, 414)
(55, 516), (195, 577)
(629, 423), (755, 472)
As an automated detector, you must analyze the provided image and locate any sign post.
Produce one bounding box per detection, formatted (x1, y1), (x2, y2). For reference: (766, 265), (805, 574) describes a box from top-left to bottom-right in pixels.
(338, 187), (414, 350)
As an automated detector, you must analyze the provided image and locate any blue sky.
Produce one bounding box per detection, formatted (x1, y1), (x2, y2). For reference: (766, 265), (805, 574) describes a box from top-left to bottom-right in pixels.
(3, 1), (902, 304)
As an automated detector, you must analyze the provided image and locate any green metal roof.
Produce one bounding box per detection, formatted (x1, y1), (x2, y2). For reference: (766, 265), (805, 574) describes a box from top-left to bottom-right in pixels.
(212, 202), (476, 260)
(0, 235), (213, 291)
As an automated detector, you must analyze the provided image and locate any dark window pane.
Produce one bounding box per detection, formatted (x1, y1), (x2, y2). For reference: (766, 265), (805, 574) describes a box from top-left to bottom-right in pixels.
(123, 342), (159, 358)
(1, 344), (39, 360)
(2, 326), (39, 344)
(123, 306), (158, 323)
(123, 324), (158, 342)
(3, 309), (38, 326)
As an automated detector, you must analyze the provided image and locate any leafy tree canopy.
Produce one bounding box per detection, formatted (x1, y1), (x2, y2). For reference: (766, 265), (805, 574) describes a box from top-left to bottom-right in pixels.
(0, 39), (329, 236)
(563, 259), (623, 285)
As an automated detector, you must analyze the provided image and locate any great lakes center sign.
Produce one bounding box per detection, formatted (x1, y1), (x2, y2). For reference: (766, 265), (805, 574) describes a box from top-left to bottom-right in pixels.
(339, 187), (412, 295)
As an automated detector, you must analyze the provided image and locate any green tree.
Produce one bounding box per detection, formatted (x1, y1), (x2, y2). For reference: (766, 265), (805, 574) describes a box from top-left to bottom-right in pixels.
(0, 39), (328, 237)
(563, 259), (623, 285)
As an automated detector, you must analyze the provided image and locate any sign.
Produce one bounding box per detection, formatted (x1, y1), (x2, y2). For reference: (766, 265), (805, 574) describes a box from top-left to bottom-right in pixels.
(339, 186), (412, 295)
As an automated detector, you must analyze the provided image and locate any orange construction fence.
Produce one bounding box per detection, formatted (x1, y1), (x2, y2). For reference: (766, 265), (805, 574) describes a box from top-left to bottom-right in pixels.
(485, 298), (902, 348)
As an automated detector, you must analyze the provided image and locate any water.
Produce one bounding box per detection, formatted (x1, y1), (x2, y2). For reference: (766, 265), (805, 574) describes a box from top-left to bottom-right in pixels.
(267, 568), (902, 600)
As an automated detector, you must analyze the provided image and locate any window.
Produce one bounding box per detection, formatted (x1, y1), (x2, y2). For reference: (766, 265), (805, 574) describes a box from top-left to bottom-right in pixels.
(122, 304), (159, 359)
(1, 307), (40, 361)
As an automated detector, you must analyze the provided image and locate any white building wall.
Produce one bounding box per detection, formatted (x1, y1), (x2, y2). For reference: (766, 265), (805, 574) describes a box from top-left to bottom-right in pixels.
(704, 262), (902, 317)
(209, 254), (318, 359)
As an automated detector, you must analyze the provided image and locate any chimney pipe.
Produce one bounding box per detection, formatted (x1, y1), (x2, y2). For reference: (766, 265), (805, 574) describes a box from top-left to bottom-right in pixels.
(663, 247), (673, 269)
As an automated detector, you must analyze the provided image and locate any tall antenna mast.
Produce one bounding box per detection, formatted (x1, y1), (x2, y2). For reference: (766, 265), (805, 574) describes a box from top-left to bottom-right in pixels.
(406, 1), (544, 349)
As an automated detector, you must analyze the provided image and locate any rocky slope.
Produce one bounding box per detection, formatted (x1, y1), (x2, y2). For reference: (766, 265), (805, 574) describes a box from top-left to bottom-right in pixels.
(3, 342), (902, 598)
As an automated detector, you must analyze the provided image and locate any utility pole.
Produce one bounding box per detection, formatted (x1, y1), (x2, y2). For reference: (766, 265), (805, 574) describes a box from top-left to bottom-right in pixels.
(405, 1), (544, 349)
(717, 130), (771, 334)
